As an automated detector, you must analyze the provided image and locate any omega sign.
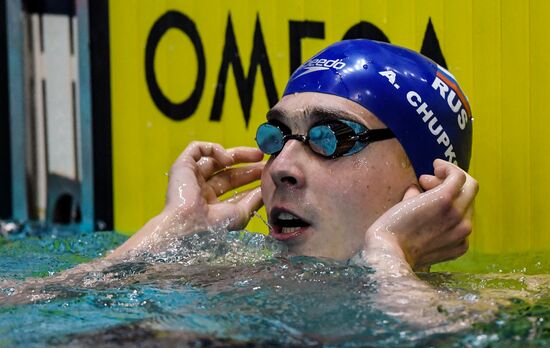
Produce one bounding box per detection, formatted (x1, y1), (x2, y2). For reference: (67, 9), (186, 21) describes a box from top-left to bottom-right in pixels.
(145, 10), (447, 126)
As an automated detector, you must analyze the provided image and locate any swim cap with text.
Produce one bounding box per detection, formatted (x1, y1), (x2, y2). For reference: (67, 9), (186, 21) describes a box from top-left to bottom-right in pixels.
(283, 39), (473, 176)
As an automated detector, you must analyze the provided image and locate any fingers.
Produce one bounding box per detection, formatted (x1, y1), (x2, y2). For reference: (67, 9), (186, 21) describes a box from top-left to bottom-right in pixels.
(436, 161), (467, 199)
(422, 160), (476, 217)
(195, 146), (264, 178)
(172, 142), (262, 175)
(197, 157), (223, 178)
(180, 142), (232, 167)
(454, 173), (479, 212)
(224, 186), (262, 205)
(413, 218), (472, 269)
(432, 219), (472, 253)
(382, 159), (477, 270)
(168, 142), (227, 185)
(169, 143), (263, 191)
(239, 187), (263, 211)
(228, 146), (265, 163)
(229, 187), (264, 230)
(437, 160), (478, 218)
(162, 142), (266, 233)
(207, 162), (264, 196)
(419, 159), (466, 192)
(417, 238), (469, 268)
(418, 174), (443, 191)
(402, 184), (422, 200)
(210, 187), (264, 231)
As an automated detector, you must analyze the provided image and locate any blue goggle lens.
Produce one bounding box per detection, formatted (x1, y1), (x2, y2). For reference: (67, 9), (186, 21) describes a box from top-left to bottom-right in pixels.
(255, 120), (395, 159)
(308, 125), (338, 156)
(256, 123), (286, 155)
(255, 121), (355, 158)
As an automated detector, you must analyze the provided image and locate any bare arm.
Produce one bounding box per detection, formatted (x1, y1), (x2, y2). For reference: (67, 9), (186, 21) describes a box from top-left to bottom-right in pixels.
(0, 142), (265, 304)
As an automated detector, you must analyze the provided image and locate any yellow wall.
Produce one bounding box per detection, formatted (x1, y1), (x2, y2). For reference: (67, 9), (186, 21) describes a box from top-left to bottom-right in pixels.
(109, 0), (550, 254)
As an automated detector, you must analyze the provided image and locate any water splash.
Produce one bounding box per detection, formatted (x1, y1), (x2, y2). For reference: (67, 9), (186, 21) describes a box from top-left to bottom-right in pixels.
(252, 210), (273, 233)
(0, 227), (550, 347)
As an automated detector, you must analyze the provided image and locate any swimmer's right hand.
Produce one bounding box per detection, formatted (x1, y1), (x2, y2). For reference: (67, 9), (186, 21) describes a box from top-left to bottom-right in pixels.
(164, 141), (264, 229)
(363, 159), (478, 272)
(108, 142), (264, 258)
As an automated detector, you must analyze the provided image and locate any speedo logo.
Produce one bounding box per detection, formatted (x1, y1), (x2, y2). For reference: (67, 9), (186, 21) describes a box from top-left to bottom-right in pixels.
(295, 58), (346, 78)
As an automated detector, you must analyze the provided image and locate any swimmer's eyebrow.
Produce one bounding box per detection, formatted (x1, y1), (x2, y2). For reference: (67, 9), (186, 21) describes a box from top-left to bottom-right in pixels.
(266, 106), (361, 124)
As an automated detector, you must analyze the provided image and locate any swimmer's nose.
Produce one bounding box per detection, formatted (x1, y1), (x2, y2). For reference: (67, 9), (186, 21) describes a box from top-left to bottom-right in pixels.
(268, 140), (306, 188)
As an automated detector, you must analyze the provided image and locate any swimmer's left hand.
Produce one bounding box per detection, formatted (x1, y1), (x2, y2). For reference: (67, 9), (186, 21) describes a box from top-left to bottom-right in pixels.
(363, 159), (478, 272)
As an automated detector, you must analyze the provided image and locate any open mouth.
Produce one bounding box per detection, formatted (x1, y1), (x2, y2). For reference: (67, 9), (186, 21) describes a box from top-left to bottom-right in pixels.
(269, 210), (311, 241)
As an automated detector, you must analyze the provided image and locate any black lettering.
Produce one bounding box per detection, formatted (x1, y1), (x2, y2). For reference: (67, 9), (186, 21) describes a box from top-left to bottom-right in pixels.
(210, 14), (278, 127)
(288, 20), (325, 75)
(342, 21), (390, 42)
(145, 11), (205, 121)
(420, 18), (447, 68)
(342, 19), (448, 69)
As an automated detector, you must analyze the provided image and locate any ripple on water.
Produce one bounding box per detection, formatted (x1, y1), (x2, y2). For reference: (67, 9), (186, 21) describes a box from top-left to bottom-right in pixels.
(0, 227), (548, 347)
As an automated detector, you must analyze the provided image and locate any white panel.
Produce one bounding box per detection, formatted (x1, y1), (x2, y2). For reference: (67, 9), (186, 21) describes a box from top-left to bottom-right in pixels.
(72, 16), (81, 181)
(31, 14), (47, 219)
(43, 14), (75, 179)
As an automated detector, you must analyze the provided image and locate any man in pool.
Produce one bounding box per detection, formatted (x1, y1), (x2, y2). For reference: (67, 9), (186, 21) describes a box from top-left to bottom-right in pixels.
(109, 39), (478, 273)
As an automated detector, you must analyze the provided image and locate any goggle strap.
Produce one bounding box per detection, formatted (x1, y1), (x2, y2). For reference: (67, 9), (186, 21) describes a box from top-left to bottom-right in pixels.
(358, 128), (395, 143)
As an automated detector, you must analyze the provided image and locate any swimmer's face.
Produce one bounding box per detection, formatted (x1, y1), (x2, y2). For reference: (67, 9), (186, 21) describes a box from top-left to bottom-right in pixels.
(261, 92), (417, 259)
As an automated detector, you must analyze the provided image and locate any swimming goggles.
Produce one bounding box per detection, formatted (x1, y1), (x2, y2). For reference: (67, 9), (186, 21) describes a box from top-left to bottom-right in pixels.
(255, 119), (395, 159)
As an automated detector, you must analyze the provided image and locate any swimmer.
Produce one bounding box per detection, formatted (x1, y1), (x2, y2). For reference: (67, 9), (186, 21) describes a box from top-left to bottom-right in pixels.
(2, 41), (479, 329)
(110, 39), (478, 273)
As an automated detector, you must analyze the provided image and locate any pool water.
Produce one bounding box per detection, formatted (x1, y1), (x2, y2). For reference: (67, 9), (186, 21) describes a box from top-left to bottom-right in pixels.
(0, 224), (549, 347)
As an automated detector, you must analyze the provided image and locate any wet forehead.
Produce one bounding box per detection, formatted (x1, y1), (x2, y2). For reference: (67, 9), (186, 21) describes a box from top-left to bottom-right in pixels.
(266, 92), (384, 128)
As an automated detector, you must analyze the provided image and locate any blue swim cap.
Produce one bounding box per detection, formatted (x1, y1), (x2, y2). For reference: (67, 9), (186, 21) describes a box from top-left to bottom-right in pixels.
(283, 39), (473, 176)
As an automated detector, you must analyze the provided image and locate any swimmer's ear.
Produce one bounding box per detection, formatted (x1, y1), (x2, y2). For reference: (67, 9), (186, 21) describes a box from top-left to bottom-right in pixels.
(402, 184), (421, 200)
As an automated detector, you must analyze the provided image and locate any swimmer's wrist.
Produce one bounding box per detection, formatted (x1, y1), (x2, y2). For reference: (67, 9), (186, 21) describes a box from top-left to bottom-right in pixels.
(363, 228), (412, 272)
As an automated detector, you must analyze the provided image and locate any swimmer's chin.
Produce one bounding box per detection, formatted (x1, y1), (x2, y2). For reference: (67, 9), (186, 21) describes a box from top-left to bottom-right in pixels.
(275, 230), (333, 259)
(282, 235), (365, 261)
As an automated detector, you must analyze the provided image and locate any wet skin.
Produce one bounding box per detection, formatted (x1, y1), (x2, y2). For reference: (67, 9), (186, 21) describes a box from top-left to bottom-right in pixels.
(109, 92), (476, 270)
(262, 92), (417, 260)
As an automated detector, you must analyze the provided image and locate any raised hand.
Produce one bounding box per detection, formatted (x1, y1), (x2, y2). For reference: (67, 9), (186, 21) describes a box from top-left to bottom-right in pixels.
(363, 159), (479, 272)
(109, 142), (265, 258)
